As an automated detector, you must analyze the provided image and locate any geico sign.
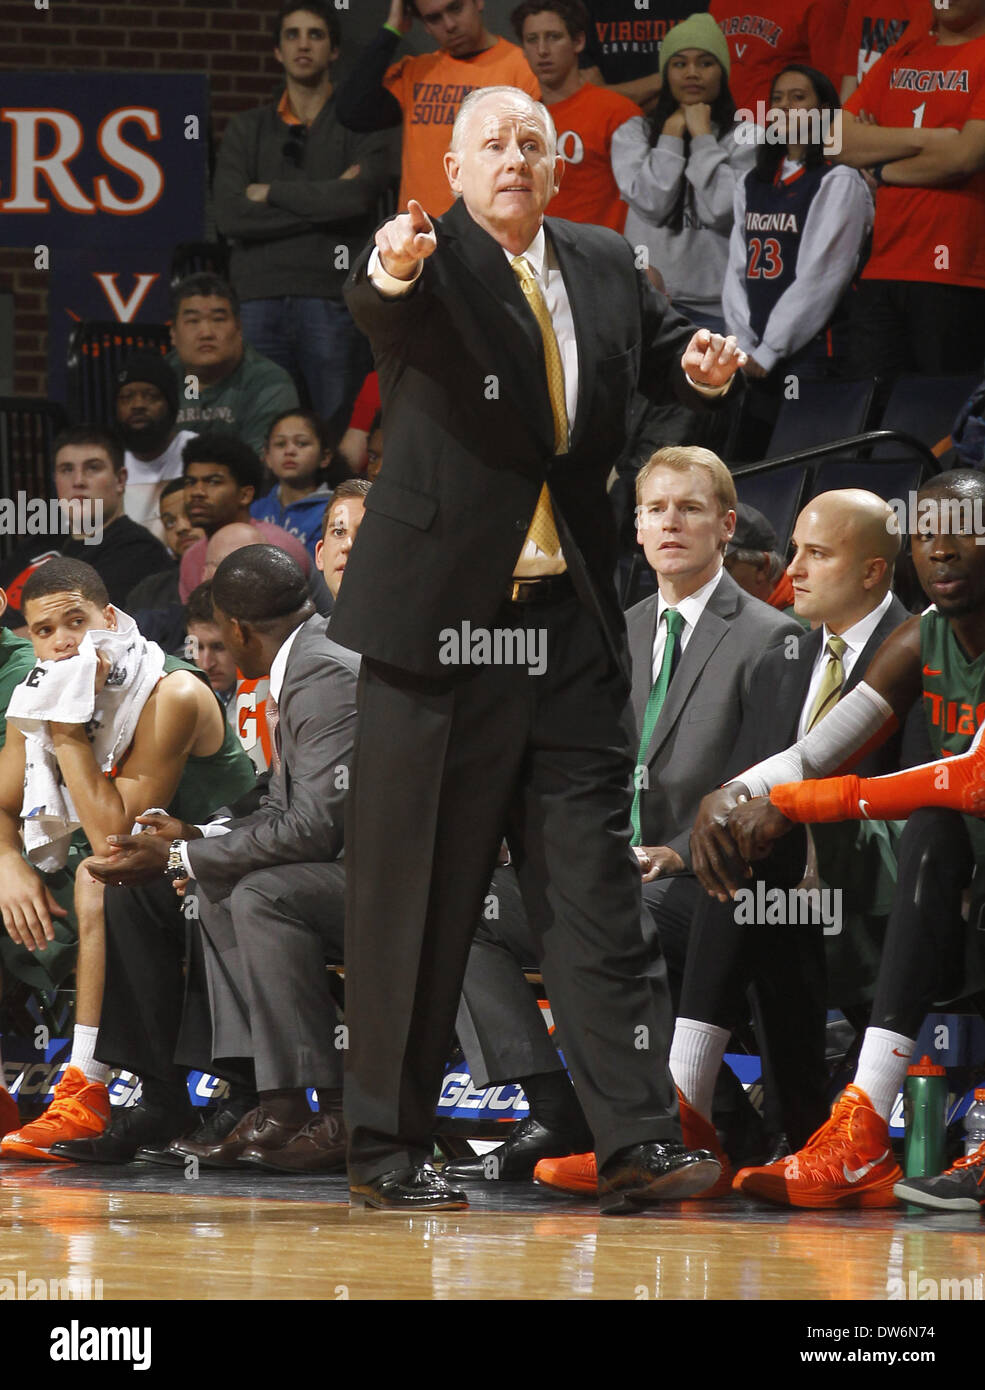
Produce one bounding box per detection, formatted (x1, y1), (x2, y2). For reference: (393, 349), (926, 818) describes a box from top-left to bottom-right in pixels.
(0, 106), (164, 214)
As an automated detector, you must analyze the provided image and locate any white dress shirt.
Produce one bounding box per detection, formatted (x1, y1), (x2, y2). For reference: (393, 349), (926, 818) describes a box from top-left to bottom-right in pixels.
(268, 622), (303, 704)
(796, 590), (893, 739)
(651, 566), (725, 684)
(176, 624), (303, 874)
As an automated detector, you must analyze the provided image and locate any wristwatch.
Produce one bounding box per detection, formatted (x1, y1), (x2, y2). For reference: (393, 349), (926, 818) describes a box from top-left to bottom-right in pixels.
(165, 839), (185, 883)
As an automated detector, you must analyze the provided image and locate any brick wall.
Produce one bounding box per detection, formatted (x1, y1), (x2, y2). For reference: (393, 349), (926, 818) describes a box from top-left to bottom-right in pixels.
(0, 0), (444, 398)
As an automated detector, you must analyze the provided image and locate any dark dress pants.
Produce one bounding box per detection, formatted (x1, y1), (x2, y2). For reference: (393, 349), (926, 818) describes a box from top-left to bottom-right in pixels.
(678, 830), (829, 1150)
(344, 592), (682, 1183)
(196, 861), (347, 1093)
(97, 878), (225, 1086)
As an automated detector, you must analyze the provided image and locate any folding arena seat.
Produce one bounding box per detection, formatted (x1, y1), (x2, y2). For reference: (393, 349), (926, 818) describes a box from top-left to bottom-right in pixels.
(872, 373), (980, 460)
(808, 457), (926, 506)
(766, 378), (878, 459)
(733, 464), (807, 556)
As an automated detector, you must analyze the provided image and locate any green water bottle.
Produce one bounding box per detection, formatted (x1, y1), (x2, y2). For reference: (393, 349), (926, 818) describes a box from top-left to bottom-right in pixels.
(903, 1055), (948, 1179)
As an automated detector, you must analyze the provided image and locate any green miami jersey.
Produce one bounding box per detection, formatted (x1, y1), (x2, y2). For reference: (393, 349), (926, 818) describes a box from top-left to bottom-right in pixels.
(160, 654), (257, 824)
(920, 607), (985, 855)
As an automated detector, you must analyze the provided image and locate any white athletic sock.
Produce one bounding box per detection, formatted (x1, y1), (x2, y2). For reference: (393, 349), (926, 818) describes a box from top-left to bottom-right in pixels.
(853, 1027), (916, 1121)
(669, 1017), (730, 1123)
(69, 1026), (110, 1086)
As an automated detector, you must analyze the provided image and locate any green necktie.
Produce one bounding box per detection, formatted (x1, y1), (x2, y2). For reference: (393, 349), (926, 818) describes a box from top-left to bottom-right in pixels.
(630, 608), (684, 846)
(806, 634), (848, 731)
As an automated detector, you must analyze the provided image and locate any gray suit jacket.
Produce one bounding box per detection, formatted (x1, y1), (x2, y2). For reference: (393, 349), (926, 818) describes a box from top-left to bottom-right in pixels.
(626, 569), (802, 865)
(188, 613), (360, 903)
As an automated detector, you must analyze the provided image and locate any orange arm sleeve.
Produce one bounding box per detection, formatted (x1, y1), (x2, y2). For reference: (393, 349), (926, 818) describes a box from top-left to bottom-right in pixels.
(770, 725), (985, 823)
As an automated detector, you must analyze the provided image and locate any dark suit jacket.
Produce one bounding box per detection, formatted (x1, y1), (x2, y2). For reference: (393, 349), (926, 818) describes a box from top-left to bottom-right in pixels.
(332, 198), (734, 678)
(725, 593), (912, 968)
(726, 594), (911, 782)
(188, 613), (360, 903)
(627, 570), (801, 865)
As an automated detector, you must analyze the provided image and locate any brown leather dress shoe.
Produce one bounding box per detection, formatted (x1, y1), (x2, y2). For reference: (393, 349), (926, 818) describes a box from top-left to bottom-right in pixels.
(238, 1111), (347, 1173)
(171, 1107), (297, 1170)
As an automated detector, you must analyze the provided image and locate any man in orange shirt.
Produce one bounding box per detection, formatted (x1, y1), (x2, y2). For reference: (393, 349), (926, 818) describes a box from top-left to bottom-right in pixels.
(337, 0), (540, 213)
(709, 0), (847, 113)
(513, 0), (641, 231)
(836, 0), (985, 376)
(837, 0), (927, 100)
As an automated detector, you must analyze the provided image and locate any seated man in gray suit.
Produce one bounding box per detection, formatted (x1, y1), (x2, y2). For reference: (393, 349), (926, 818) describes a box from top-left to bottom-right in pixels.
(70, 542), (360, 1170)
(539, 487), (910, 1194)
(449, 446), (801, 1183)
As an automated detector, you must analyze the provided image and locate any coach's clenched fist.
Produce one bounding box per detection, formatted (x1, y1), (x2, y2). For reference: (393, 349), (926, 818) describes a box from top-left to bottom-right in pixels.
(376, 200), (438, 281)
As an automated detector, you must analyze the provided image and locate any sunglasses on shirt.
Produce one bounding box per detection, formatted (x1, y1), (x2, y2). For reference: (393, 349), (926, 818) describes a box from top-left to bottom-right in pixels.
(282, 125), (308, 167)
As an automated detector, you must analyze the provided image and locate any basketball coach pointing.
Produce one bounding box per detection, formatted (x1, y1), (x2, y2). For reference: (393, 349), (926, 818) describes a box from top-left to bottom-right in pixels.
(333, 86), (746, 1212)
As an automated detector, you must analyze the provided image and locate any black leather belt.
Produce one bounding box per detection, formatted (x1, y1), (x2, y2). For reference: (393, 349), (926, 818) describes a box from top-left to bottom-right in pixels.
(507, 573), (574, 603)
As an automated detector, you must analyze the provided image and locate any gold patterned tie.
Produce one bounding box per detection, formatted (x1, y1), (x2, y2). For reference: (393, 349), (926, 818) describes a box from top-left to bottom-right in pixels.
(511, 255), (565, 558)
(806, 635), (848, 731)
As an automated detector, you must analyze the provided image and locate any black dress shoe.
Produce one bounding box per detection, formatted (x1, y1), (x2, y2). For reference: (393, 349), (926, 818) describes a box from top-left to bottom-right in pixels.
(137, 1094), (259, 1167)
(239, 1111), (347, 1173)
(764, 1133), (792, 1168)
(443, 1117), (592, 1182)
(51, 1101), (195, 1165)
(350, 1164), (469, 1210)
(598, 1142), (721, 1214)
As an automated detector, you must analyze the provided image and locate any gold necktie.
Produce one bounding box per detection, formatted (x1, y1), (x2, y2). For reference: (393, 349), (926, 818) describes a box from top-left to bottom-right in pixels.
(511, 255), (565, 559)
(806, 635), (848, 731)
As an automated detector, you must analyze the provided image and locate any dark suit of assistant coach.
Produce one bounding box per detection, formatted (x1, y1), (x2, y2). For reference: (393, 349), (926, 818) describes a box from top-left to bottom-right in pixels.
(331, 87), (746, 1210)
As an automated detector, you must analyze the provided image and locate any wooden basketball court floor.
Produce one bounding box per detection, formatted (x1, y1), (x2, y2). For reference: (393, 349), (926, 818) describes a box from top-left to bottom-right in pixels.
(2, 1157), (983, 1302)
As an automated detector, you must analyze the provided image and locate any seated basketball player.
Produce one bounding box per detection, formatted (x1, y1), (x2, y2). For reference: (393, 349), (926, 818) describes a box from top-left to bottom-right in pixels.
(687, 469), (985, 1207)
(0, 559), (254, 1158)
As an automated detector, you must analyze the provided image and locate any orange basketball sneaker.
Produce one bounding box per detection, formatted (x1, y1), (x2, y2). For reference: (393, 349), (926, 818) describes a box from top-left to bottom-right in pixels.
(732, 1084), (901, 1208)
(534, 1088), (732, 1198)
(534, 1149), (597, 1195)
(1, 1066), (110, 1162)
(0, 1087), (19, 1138)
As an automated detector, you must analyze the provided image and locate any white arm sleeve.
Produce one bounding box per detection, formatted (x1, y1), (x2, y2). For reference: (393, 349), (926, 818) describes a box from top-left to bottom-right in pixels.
(733, 682), (894, 798)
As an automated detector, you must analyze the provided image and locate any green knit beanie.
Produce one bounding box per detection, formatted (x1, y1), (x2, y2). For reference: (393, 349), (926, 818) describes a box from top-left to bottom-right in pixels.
(659, 13), (731, 79)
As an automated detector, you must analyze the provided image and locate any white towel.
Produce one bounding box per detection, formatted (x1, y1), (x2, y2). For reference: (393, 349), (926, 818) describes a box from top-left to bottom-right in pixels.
(9, 608), (166, 870)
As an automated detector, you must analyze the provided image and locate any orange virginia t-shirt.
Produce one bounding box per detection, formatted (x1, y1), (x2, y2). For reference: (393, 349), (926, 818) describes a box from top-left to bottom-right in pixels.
(709, 0), (848, 112)
(845, 28), (985, 288)
(546, 82), (641, 232)
(384, 37), (540, 214)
